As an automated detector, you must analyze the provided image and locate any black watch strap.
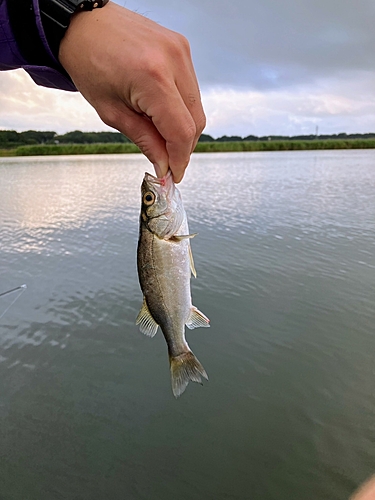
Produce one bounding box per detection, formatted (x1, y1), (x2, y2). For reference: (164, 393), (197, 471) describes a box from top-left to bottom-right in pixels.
(40, 0), (110, 59)
(7, 0), (109, 65)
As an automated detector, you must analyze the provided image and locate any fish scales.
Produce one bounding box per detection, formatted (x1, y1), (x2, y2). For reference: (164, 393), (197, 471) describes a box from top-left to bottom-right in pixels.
(136, 171), (210, 397)
(137, 223), (190, 351)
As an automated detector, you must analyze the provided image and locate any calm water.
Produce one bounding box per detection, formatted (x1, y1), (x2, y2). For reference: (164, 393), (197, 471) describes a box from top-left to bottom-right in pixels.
(0, 150), (374, 500)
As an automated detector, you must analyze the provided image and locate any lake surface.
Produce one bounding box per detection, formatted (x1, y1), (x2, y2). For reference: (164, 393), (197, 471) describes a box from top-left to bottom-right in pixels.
(0, 150), (374, 500)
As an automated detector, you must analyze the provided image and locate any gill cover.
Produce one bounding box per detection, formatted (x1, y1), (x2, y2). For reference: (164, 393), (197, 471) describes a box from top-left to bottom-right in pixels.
(141, 171), (185, 239)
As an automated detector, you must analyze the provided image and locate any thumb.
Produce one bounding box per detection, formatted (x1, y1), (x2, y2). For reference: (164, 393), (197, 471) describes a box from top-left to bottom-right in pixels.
(98, 104), (170, 178)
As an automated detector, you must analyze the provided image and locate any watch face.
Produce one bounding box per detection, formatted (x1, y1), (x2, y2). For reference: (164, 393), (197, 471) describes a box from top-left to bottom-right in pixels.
(73, 0), (108, 10)
(39, 0), (108, 24)
(67, 1), (93, 10)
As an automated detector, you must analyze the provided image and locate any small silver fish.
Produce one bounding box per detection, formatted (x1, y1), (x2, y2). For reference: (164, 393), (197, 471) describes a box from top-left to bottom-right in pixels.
(136, 171), (210, 397)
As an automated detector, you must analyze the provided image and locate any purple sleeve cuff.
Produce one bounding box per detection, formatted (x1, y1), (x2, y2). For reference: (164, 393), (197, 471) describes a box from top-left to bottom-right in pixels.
(0, 0), (77, 92)
(25, 65), (77, 91)
(31, 0), (60, 66)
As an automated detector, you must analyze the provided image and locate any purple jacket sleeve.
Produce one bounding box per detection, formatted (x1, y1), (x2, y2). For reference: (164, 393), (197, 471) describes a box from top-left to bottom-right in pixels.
(0, 0), (76, 91)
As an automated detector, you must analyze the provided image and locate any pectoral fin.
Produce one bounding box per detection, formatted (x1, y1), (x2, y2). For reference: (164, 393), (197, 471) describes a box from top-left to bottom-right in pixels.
(136, 298), (159, 337)
(186, 306), (210, 329)
(170, 233), (197, 242)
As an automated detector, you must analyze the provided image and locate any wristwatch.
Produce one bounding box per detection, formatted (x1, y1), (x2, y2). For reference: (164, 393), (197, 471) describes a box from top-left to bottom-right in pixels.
(39, 0), (110, 58)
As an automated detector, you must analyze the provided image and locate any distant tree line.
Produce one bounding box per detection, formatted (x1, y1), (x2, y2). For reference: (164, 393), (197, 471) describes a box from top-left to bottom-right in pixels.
(0, 130), (130, 149)
(198, 132), (375, 142)
(1, 129), (375, 149)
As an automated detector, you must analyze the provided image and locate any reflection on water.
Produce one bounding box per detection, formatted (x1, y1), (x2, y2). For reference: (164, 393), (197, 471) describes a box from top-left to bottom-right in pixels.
(1, 155), (147, 255)
(0, 150), (374, 500)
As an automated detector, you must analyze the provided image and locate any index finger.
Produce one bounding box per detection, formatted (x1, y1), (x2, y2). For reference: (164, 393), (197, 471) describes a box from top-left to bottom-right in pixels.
(147, 86), (206, 182)
(135, 56), (205, 182)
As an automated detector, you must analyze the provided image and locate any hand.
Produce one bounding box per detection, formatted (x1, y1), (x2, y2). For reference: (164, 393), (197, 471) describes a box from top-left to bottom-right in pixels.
(58, 1), (206, 183)
(351, 476), (375, 500)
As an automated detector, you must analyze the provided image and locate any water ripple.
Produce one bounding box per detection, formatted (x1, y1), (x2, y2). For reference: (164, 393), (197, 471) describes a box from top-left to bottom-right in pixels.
(0, 151), (374, 500)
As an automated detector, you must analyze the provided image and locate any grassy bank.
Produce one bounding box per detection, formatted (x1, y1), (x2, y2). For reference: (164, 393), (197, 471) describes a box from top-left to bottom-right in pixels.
(1, 139), (375, 157)
(194, 138), (375, 152)
(0, 149), (16, 157)
(0, 143), (141, 157)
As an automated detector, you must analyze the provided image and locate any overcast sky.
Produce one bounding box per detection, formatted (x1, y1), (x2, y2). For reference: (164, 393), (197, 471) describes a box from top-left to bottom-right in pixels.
(1, 0), (375, 137)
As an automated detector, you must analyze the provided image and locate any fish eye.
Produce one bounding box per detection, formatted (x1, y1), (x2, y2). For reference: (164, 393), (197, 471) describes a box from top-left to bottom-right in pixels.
(143, 191), (155, 206)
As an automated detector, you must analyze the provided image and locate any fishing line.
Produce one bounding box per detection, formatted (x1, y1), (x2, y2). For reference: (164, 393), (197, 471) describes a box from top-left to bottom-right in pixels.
(0, 284), (27, 320)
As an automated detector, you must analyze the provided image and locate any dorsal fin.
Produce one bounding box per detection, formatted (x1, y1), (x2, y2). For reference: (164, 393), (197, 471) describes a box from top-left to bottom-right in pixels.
(188, 243), (197, 278)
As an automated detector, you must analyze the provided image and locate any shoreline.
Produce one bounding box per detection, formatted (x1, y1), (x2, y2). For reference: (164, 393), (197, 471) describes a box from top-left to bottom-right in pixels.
(1, 138), (375, 157)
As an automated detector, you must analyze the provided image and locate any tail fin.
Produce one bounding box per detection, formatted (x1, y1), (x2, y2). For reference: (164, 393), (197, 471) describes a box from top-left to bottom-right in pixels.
(170, 351), (208, 398)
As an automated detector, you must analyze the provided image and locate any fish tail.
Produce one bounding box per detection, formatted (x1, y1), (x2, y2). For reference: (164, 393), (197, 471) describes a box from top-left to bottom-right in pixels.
(169, 350), (208, 398)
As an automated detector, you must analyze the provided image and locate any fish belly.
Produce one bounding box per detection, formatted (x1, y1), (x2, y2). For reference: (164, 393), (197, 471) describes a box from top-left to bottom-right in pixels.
(137, 228), (192, 354)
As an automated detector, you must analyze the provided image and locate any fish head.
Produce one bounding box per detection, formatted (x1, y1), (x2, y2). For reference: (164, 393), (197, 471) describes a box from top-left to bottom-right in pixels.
(140, 171), (185, 239)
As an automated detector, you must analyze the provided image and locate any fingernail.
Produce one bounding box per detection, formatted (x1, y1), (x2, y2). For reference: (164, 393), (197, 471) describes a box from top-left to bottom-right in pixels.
(174, 173), (183, 184)
(153, 163), (162, 178)
(154, 162), (170, 179)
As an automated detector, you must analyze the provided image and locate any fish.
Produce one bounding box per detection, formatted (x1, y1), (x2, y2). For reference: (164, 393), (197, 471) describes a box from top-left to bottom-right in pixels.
(136, 171), (210, 397)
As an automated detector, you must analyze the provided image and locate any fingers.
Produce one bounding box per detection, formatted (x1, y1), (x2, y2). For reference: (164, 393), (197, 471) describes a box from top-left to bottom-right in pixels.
(141, 89), (205, 183)
(115, 78), (205, 183)
(60, 3), (206, 183)
(172, 38), (207, 153)
(97, 102), (170, 178)
(98, 54), (205, 183)
(165, 37), (206, 180)
(147, 93), (198, 183)
(133, 48), (206, 182)
(102, 98), (202, 183)
(165, 84), (206, 183)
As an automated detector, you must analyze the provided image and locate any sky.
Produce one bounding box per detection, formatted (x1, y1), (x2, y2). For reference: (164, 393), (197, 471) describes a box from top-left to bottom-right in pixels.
(1, 0), (375, 138)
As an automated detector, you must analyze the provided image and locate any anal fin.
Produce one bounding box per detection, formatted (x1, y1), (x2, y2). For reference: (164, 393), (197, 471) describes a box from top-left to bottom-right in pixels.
(186, 306), (210, 329)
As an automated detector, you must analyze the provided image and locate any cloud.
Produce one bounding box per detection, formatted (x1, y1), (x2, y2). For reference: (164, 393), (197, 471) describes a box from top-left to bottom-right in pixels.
(0, 0), (375, 136)
(122, 0), (375, 89)
(1, 68), (374, 138)
(202, 72), (375, 137)
(0, 70), (111, 133)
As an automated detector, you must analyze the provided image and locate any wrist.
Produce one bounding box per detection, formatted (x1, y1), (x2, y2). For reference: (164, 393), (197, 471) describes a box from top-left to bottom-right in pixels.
(39, 0), (110, 59)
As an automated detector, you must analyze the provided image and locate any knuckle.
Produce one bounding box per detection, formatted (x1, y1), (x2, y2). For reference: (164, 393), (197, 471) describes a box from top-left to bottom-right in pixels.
(196, 113), (207, 135)
(161, 31), (191, 59)
(138, 33), (192, 81)
(132, 133), (155, 159)
(135, 137), (149, 154)
(172, 32), (191, 54)
(97, 107), (119, 129)
(176, 121), (197, 144)
(142, 53), (169, 82)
